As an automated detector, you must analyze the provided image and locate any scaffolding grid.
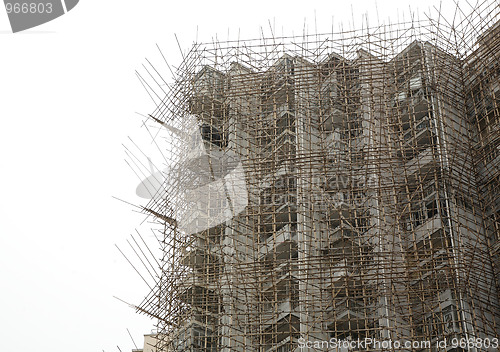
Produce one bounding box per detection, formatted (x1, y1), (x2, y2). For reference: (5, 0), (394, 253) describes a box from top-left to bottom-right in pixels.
(128, 2), (500, 351)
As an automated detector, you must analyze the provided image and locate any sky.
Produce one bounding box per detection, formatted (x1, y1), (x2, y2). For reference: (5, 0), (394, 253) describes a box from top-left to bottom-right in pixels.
(0, 1), (480, 351)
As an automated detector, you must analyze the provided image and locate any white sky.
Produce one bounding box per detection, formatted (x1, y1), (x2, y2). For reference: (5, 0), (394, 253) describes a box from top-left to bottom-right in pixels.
(0, 1), (479, 351)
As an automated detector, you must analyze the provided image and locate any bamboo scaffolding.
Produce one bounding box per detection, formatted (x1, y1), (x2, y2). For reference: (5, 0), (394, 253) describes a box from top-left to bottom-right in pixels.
(127, 2), (500, 351)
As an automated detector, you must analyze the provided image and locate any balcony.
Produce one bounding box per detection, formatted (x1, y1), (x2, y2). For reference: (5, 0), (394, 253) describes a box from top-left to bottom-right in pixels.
(262, 313), (300, 342)
(400, 147), (439, 183)
(193, 67), (224, 98)
(401, 187), (444, 238)
(406, 214), (444, 243)
(261, 298), (300, 323)
(321, 223), (356, 249)
(325, 234), (374, 269)
(260, 224), (298, 259)
(409, 249), (449, 285)
(325, 131), (348, 162)
(260, 161), (294, 182)
(261, 58), (295, 106)
(492, 238), (500, 257)
(261, 81), (294, 109)
(184, 140), (234, 177)
(264, 336), (299, 352)
(321, 72), (338, 93)
(264, 128), (296, 158)
(168, 319), (215, 352)
(190, 66), (225, 116)
(327, 259), (356, 289)
(325, 192), (356, 226)
(407, 228), (451, 285)
(319, 74), (344, 124)
(326, 298), (373, 332)
(180, 248), (218, 268)
(320, 101), (345, 126)
(485, 195), (500, 217)
(393, 89), (432, 123)
(477, 145), (500, 184)
(261, 193), (298, 228)
(263, 102), (295, 123)
(423, 291), (461, 337)
(398, 116), (436, 158)
(178, 273), (219, 311)
(178, 272), (216, 290)
(178, 202), (223, 236)
(261, 262), (299, 291)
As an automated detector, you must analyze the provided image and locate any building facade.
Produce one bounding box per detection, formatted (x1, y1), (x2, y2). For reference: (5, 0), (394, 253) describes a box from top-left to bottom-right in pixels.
(134, 8), (500, 352)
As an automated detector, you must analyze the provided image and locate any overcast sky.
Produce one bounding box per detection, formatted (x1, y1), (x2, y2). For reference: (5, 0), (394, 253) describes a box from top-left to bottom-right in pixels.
(0, 1), (480, 351)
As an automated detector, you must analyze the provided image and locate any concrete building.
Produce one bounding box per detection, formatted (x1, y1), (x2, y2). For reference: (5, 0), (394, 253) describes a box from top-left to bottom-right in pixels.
(134, 5), (500, 351)
(132, 333), (159, 352)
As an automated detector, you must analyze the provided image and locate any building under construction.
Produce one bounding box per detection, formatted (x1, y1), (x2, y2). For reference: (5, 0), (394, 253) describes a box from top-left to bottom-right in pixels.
(131, 2), (500, 351)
